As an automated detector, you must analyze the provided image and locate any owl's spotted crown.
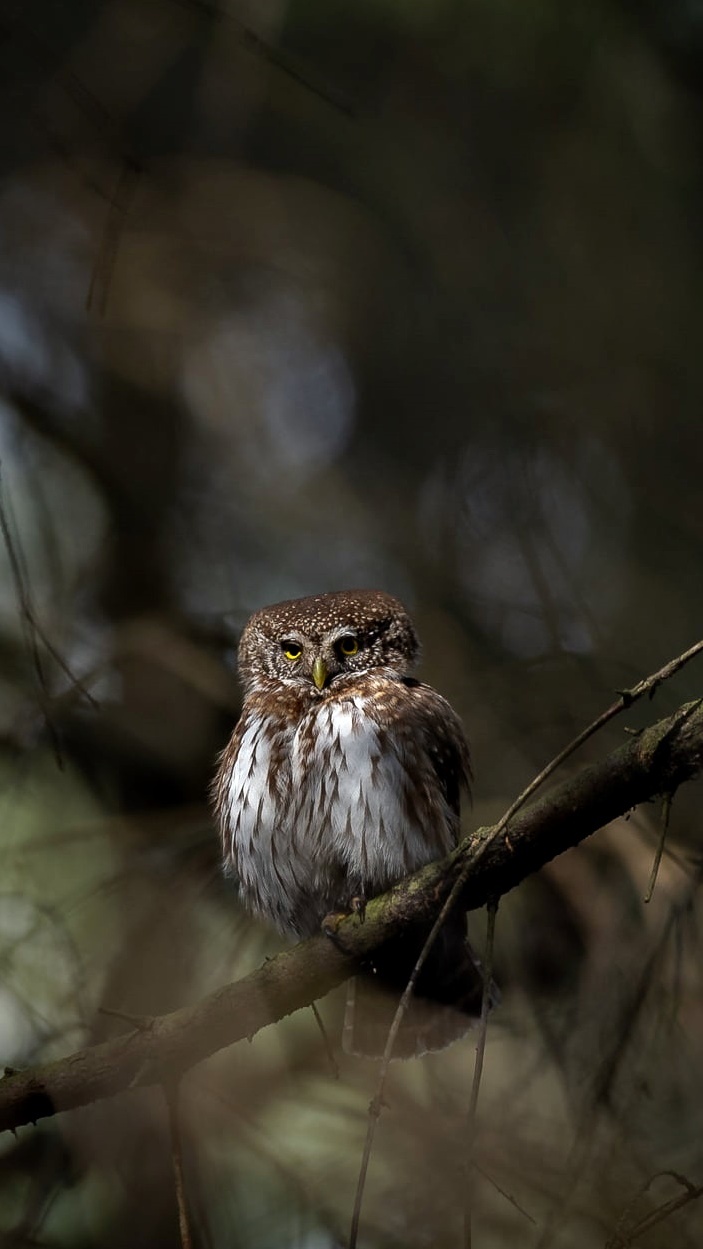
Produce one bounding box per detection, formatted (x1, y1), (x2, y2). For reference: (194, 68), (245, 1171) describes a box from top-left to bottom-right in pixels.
(237, 589), (421, 692)
(246, 589), (412, 637)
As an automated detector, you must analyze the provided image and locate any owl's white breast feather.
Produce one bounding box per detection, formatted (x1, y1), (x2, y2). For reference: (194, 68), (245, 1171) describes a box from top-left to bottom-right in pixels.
(221, 684), (458, 936)
(223, 714), (300, 927)
(291, 695), (444, 885)
(224, 717), (277, 843)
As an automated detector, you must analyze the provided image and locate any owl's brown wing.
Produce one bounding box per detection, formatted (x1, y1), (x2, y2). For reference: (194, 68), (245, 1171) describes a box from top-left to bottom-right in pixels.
(399, 676), (472, 829)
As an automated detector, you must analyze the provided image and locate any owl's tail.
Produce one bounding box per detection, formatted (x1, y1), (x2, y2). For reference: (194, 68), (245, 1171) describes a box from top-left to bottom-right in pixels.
(342, 911), (498, 1059)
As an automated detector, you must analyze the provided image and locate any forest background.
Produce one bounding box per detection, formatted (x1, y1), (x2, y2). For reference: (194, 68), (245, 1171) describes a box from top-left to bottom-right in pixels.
(1, 1), (703, 1246)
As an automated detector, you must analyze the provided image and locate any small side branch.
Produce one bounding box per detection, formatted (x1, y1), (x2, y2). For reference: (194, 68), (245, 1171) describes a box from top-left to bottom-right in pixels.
(606, 1170), (703, 1248)
(165, 1084), (194, 1249)
(463, 900), (498, 1249)
(644, 792), (674, 903)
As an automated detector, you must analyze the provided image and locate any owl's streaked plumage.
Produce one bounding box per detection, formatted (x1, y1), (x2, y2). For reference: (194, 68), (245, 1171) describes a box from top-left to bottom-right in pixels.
(213, 589), (486, 1056)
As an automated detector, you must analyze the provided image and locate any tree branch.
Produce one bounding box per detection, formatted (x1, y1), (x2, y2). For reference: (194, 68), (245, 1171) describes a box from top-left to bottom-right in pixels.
(1, 699), (702, 1136)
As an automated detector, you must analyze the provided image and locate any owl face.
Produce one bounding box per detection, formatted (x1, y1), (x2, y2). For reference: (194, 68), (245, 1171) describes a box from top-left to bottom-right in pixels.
(237, 589), (420, 694)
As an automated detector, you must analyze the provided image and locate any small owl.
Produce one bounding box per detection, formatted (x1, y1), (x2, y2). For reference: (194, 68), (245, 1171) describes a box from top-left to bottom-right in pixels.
(213, 589), (486, 1056)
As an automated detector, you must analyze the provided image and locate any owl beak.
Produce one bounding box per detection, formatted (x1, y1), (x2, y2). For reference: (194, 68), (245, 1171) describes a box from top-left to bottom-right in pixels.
(312, 657), (328, 690)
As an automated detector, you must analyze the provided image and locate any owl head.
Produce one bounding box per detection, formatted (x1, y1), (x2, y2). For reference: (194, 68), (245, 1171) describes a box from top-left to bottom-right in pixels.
(237, 589), (420, 694)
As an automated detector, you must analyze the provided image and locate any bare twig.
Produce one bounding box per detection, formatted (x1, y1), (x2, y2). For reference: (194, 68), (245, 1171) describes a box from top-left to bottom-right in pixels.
(463, 899), (498, 1249)
(473, 1160), (536, 1226)
(310, 1002), (339, 1080)
(607, 1170), (703, 1248)
(165, 1084), (195, 1249)
(644, 792), (674, 903)
(0, 469), (99, 714)
(26, 613), (99, 710)
(98, 1006), (154, 1031)
(86, 158), (141, 315)
(0, 470), (62, 763)
(167, 0), (355, 115)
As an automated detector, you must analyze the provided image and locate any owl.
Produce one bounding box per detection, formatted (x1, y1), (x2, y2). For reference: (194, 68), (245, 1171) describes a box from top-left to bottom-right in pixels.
(213, 589), (487, 1057)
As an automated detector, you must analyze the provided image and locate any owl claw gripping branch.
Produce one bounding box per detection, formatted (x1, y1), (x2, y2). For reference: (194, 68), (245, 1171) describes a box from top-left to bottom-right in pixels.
(213, 589), (493, 1059)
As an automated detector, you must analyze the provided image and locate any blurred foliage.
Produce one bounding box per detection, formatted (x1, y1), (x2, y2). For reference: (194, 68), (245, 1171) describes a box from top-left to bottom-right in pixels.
(1, 0), (703, 1245)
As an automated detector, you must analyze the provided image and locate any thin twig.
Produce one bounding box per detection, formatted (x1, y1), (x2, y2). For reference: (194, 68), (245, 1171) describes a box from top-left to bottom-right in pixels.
(27, 614), (99, 710)
(167, 0), (355, 115)
(644, 792), (673, 903)
(607, 1170), (703, 1248)
(86, 159), (140, 315)
(98, 1006), (154, 1031)
(472, 1160), (536, 1226)
(0, 469), (62, 764)
(348, 640), (703, 1248)
(165, 1084), (194, 1249)
(623, 1184), (703, 1244)
(348, 1091), (384, 1249)
(0, 467), (99, 766)
(463, 900), (498, 1249)
(310, 1001), (339, 1079)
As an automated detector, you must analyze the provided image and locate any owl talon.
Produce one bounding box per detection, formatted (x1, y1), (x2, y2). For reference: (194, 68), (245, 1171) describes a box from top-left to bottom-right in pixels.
(322, 912), (350, 954)
(350, 895), (367, 923)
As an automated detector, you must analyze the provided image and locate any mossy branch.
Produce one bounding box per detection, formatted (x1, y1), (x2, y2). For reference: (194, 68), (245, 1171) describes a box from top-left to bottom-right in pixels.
(1, 699), (702, 1136)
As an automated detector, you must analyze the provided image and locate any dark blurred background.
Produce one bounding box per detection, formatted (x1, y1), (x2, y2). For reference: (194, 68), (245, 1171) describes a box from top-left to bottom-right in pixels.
(1, 1), (703, 1245)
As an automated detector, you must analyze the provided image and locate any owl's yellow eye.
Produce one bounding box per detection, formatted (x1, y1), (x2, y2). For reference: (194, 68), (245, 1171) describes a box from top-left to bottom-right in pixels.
(338, 635), (359, 657)
(281, 640), (302, 661)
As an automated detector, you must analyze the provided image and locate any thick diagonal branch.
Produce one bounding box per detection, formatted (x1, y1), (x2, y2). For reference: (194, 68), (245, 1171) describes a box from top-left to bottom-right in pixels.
(1, 699), (702, 1135)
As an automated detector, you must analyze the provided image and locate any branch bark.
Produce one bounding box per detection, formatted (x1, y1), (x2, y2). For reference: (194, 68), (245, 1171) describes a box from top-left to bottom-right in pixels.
(1, 698), (702, 1136)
